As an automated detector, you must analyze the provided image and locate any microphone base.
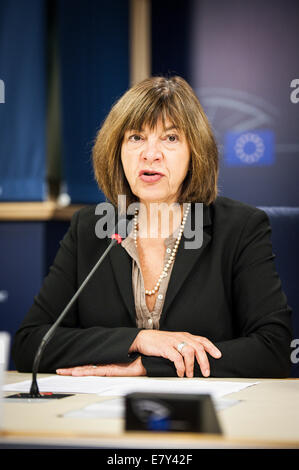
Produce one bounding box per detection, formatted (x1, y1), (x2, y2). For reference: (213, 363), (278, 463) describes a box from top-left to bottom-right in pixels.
(5, 393), (74, 400)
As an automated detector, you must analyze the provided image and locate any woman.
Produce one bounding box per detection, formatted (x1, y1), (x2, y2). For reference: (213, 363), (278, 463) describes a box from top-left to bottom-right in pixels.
(12, 76), (292, 378)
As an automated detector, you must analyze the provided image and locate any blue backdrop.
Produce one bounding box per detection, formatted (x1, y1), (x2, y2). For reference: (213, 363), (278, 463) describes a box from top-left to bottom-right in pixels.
(57, 0), (130, 203)
(0, 0), (46, 201)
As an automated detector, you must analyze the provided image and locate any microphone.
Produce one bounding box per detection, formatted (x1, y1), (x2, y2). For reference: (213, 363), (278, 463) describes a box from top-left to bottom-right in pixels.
(8, 216), (129, 400)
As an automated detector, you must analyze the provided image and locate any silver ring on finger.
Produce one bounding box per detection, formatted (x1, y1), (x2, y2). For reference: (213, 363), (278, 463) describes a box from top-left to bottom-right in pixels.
(177, 342), (188, 354)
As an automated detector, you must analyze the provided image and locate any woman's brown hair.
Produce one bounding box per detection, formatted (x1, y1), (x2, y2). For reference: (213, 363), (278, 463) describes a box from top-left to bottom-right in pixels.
(92, 76), (219, 208)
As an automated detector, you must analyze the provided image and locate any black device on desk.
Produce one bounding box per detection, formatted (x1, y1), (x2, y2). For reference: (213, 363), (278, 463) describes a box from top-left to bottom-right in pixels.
(125, 392), (222, 434)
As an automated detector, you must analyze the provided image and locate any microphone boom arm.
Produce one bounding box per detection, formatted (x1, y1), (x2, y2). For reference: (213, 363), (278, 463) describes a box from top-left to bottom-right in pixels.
(29, 238), (118, 397)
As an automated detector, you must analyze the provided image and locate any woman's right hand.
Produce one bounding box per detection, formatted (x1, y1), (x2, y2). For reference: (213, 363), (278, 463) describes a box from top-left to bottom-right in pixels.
(129, 330), (222, 378)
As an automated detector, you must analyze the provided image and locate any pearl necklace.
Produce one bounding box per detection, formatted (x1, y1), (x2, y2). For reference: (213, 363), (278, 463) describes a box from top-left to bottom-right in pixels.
(133, 203), (191, 296)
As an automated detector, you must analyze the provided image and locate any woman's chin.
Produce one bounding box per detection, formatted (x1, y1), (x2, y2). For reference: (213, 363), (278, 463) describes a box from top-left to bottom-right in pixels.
(138, 194), (176, 206)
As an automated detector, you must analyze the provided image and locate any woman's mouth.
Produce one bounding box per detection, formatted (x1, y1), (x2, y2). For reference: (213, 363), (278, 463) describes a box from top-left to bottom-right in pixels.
(139, 170), (164, 183)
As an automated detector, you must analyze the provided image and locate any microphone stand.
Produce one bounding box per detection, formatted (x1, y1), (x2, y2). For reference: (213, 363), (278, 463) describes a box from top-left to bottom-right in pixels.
(7, 236), (120, 400)
(30, 238), (118, 398)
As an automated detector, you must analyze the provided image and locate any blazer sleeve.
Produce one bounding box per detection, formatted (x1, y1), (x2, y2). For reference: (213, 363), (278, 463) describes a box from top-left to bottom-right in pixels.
(12, 209), (141, 373)
(141, 209), (293, 378)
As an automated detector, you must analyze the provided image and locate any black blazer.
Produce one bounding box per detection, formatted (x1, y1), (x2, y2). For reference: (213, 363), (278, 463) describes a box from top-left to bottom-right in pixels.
(12, 196), (292, 377)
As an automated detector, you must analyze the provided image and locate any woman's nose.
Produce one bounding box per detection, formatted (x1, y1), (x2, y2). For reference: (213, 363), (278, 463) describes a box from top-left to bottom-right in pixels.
(142, 139), (162, 162)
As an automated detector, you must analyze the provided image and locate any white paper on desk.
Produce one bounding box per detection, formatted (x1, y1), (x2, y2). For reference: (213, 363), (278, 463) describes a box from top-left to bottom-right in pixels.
(4, 375), (259, 399)
(65, 398), (126, 419)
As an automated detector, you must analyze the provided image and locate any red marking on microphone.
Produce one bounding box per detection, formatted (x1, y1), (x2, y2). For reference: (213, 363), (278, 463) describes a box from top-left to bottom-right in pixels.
(41, 392), (53, 396)
(111, 233), (122, 244)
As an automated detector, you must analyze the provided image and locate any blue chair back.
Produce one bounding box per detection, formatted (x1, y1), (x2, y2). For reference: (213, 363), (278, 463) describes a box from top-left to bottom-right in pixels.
(259, 207), (299, 377)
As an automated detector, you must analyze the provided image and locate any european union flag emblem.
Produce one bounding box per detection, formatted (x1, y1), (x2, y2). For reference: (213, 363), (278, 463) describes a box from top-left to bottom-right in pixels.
(224, 130), (275, 166)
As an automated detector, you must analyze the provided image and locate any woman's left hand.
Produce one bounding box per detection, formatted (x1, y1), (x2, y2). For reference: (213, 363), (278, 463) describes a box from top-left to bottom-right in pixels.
(56, 356), (146, 377)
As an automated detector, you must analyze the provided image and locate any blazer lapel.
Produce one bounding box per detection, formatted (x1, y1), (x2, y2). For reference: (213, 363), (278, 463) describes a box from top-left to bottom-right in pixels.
(108, 238), (136, 322)
(161, 203), (212, 321)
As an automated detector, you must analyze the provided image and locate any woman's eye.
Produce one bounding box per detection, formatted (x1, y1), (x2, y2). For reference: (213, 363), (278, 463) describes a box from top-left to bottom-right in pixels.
(166, 134), (179, 143)
(129, 134), (142, 142)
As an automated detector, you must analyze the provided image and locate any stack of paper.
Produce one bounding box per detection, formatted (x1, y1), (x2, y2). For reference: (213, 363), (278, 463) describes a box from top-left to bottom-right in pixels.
(4, 375), (259, 398)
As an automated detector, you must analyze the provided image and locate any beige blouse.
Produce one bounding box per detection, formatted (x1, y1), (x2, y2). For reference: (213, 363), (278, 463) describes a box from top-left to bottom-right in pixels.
(121, 230), (176, 330)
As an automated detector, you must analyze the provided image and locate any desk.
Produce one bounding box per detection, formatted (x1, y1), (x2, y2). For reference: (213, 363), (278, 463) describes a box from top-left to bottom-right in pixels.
(1, 372), (299, 449)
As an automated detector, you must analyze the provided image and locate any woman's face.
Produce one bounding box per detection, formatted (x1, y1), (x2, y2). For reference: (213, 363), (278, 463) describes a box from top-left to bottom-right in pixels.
(121, 118), (190, 206)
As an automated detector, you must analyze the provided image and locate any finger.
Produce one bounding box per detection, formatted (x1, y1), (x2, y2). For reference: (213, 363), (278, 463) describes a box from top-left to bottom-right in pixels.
(71, 365), (99, 376)
(193, 344), (210, 377)
(92, 364), (129, 377)
(56, 368), (75, 375)
(179, 345), (195, 378)
(162, 348), (186, 378)
(56, 365), (94, 376)
(187, 334), (222, 359)
(72, 364), (129, 377)
(73, 364), (137, 377)
(200, 338), (222, 358)
(78, 364), (127, 377)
